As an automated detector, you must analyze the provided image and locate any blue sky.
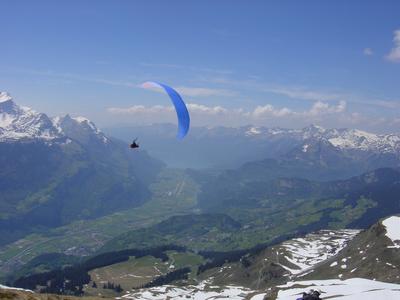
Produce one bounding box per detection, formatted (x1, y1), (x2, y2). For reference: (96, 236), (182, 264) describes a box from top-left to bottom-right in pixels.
(1, 0), (400, 132)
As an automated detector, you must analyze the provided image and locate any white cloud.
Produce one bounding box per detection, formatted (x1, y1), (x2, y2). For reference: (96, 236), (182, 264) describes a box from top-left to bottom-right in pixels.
(251, 101), (346, 119)
(107, 100), (349, 128)
(107, 103), (229, 117)
(187, 103), (228, 114)
(308, 100), (346, 116)
(385, 29), (400, 63)
(252, 105), (292, 118)
(363, 48), (373, 56)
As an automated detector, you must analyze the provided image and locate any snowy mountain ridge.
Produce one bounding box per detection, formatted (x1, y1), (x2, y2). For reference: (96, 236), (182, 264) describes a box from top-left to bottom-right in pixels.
(0, 92), (107, 143)
(245, 124), (400, 154)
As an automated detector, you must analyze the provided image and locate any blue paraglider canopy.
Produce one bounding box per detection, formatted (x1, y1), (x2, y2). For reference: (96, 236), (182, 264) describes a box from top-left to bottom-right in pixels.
(142, 81), (190, 139)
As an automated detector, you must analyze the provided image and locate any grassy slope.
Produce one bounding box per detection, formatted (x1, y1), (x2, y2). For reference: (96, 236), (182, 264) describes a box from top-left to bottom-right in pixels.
(85, 251), (204, 296)
(0, 287), (108, 300)
(99, 213), (241, 253)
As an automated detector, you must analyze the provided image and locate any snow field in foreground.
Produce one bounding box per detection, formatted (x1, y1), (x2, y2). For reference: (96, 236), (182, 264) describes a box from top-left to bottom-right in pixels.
(276, 278), (400, 300)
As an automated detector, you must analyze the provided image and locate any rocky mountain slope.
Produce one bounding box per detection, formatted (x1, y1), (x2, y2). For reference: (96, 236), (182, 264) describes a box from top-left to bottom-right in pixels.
(100, 216), (400, 299)
(3, 211), (399, 298)
(204, 229), (361, 290)
(302, 216), (400, 283)
(8, 216), (400, 299)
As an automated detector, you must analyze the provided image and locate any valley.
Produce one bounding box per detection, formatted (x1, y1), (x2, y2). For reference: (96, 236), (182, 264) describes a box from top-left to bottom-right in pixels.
(0, 168), (198, 279)
(1, 97), (400, 299)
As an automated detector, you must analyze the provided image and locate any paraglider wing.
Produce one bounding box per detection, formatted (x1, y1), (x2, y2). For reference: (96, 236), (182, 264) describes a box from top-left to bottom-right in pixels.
(142, 81), (190, 139)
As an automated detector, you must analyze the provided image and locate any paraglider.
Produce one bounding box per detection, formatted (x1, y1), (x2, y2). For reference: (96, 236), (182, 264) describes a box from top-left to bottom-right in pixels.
(130, 138), (139, 149)
(141, 81), (190, 139)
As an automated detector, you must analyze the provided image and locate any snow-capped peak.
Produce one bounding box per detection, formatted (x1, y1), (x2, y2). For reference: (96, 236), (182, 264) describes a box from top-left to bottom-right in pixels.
(326, 128), (400, 153)
(246, 126), (262, 136)
(72, 116), (102, 135)
(0, 92), (13, 103)
(302, 124), (326, 139)
(0, 94), (108, 144)
(0, 93), (61, 142)
(241, 124), (400, 154)
(53, 114), (108, 144)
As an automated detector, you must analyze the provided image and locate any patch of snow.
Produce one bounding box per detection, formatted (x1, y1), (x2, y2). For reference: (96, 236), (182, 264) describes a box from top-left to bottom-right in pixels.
(70, 116), (109, 143)
(382, 216), (400, 248)
(330, 261), (338, 267)
(385, 262), (395, 268)
(278, 229), (359, 275)
(0, 113), (14, 128)
(123, 282), (258, 300)
(297, 270), (314, 278)
(0, 284), (33, 293)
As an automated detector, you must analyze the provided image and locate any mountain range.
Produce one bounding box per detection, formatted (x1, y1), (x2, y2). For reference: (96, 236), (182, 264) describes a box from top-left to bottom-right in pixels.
(0, 92), (163, 245)
(105, 123), (400, 170)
